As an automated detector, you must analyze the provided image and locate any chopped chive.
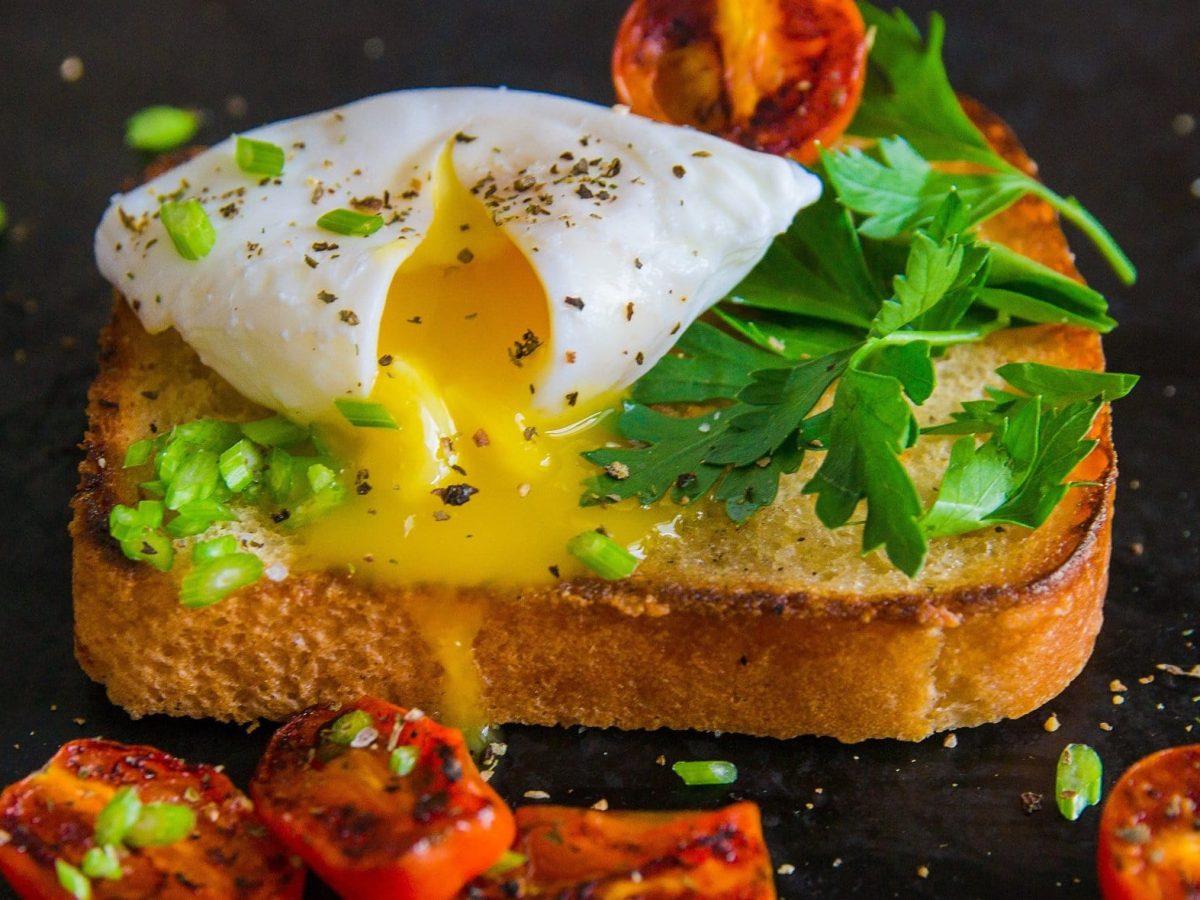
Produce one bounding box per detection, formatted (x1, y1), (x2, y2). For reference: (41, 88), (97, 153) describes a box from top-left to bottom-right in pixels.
(80, 845), (122, 881)
(241, 415), (308, 447)
(317, 208), (384, 237)
(1056, 743), (1102, 821)
(328, 710), (375, 745)
(334, 398), (399, 429)
(484, 850), (528, 879)
(124, 802), (196, 847)
(124, 105), (198, 152)
(671, 760), (738, 786)
(389, 745), (418, 776)
(166, 498), (236, 537)
(160, 199), (216, 261)
(164, 449), (220, 511)
(235, 136), (285, 177)
(122, 438), (156, 468)
(94, 786), (143, 846)
(55, 859), (91, 900)
(192, 534), (239, 563)
(219, 438), (263, 492)
(179, 552), (263, 608)
(566, 530), (639, 580)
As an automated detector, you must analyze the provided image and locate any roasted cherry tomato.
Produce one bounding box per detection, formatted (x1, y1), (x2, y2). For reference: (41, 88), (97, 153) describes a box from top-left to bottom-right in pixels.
(250, 696), (514, 900)
(0, 738), (304, 899)
(613, 0), (867, 163)
(468, 801), (775, 898)
(1098, 744), (1200, 899)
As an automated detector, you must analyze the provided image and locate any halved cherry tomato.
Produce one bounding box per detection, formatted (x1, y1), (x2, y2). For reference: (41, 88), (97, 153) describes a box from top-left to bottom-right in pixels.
(0, 738), (304, 899)
(613, 0), (867, 163)
(469, 801), (775, 898)
(1098, 744), (1200, 899)
(250, 696), (514, 900)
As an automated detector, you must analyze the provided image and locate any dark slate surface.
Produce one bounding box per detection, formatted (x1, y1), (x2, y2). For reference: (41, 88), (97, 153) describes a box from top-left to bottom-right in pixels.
(1, 2), (1197, 896)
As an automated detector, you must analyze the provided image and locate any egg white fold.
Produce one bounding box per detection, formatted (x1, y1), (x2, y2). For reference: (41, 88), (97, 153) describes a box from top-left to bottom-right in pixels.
(96, 88), (820, 419)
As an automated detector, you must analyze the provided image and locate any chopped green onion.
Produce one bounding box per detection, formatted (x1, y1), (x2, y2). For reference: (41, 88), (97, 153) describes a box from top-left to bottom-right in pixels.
(484, 850), (527, 879)
(192, 534), (239, 564)
(306, 463), (337, 494)
(219, 438), (263, 492)
(160, 199), (216, 261)
(317, 208), (384, 237)
(173, 419), (242, 452)
(124, 105), (198, 152)
(328, 710), (375, 745)
(80, 845), (122, 881)
(285, 482), (346, 528)
(567, 530), (639, 580)
(671, 760), (738, 786)
(109, 501), (164, 542)
(165, 498), (236, 537)
(124, 802), (196, 847)
(119, 529), (175, 572)
(235, 136), (285, 177)
(164, 449), (220, 510)
(241, 415), (308, 448)
(334, 399), (399, 429)
(180, 552), (263, 608)
(1056, 743), (1102, 821)
(55, 859), (91, 899)
(389, 746), (418, 776)
(266, 447), (295, 503)
(122, 438), (156, 468)
(138, 479), (166, 497)
(94, 787), (143, 846)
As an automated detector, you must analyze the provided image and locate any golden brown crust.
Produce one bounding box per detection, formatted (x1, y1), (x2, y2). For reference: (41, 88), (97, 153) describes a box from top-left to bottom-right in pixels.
(71, 108), (1116, 742)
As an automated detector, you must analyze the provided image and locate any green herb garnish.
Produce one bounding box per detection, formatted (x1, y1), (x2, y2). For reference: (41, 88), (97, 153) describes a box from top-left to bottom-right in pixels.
(671, 760), (738, 786)
(389, 745), (418, 776)
(159, 199), (216, 261)
(123, 803), (197, 847)
(328, 710), (376, 746)
(235, 136), (286, 177)
(80, 845), (122, 881)
(55, 859), (91, 899)
(1056, 742), (1103, 821)
(124, 105), (199, 153)
(567, 530), (639, 580)
(94, 787), (142, 846)
(317, 208), (385, 237)
(580, 8), (1138, 578)
(334, 398), (399, 429)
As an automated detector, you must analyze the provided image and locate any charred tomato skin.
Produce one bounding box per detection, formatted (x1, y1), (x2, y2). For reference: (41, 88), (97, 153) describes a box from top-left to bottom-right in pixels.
(0, 738), (305, 899)
(1098, 744), (1200, 900)
(250, 696), (514, 900)
(612, 0), (867, 163)
(471, 801), (776, 898)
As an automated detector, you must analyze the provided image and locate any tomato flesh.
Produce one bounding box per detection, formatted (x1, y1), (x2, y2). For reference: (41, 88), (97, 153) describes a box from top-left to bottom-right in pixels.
(0, 738), (304, 899)
(250, 696), (514, 900)
(612, 0), (867, 163)
(1098, 744), (1200, 899)
(471, 801), (776, 898)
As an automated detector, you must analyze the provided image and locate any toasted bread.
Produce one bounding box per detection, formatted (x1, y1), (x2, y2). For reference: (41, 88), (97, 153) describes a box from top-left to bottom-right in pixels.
(70, 101), (1114, 742)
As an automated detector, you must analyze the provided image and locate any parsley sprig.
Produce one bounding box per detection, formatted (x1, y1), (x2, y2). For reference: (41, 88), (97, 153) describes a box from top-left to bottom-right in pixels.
(580, 5), (1138, 577)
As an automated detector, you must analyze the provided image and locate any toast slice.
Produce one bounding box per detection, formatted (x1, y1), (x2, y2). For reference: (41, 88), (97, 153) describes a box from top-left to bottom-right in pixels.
(70, 101), (1115, 742)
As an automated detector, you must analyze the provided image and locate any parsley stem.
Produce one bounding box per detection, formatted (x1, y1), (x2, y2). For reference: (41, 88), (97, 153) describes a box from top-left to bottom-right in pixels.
(1025, 182), (1136, 286)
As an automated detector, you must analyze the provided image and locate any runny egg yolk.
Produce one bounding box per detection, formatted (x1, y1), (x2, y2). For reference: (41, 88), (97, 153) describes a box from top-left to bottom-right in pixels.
(294, 148), (674, 586)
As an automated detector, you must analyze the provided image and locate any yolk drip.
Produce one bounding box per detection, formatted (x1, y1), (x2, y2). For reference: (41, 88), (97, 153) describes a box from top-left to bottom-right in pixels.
(294, 149), (674, 588)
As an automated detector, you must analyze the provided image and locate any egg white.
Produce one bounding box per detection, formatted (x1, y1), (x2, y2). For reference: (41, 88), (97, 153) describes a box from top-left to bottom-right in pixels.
(95, 88), (820, 420)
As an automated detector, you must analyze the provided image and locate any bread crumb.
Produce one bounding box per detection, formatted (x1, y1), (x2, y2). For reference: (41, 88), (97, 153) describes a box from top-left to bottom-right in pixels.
(832, 858), (843, 868)
(943, 733), (958, 748)
(591, 798), (609, 811)
(777, 864), (796, 875)
(814, 787), (823, 794)
(1021, 791), (1043, 814)
(523, 790), (550, 800)
(245, 720), (260, 734)
(1130, 542), (1145, 556)
(1099, 722), (1113, 731)
(59, 55), (84, 82)
(805, 802), (814, 810)
(655, 754), (666, 766)
(1044, 713), (1061, 732)
(917, 865), (930, 879)
(1110, 679), (1128, 692)
(1139, 675), (1155, 685)
(1174, 113), (1197, 135)
(72, 718), (86, 726)
(1113, 695), (1125, 705)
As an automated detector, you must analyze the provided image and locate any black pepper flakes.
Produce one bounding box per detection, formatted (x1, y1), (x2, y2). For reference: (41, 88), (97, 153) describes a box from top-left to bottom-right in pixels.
(635, 351), (645, 365)
(272, 509), (291, 524)
(564, 296), (585, 310)
(508, 330), (543, 367)
(432, 483), (479, 506)
(454, 132), (477, 144)
(548, 565), (560, 578)
(304, 255), (319, 269)
(523, 426), (537, 441)
(378, 354), (394, 366)
(312, 241), (340, 252)
(318, 290), (337, 304)
(457, 248), (474, 265)
(1020, 792), (1043, 814)
(565, 391), (579, 407)
(625, 301), (635, 321)
(339, 310), (360, 326)
(672, 164), (686, 178)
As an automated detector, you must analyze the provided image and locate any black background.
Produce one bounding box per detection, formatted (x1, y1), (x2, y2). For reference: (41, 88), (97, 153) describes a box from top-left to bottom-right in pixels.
(1, 2), (1198, 897)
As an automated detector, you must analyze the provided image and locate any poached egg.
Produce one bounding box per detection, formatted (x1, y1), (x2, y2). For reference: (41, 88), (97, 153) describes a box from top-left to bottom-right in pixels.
(95, 88), (819, 585)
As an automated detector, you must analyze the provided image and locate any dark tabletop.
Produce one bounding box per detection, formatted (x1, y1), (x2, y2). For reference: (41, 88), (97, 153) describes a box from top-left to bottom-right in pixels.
(1, 1), (1198, 897)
